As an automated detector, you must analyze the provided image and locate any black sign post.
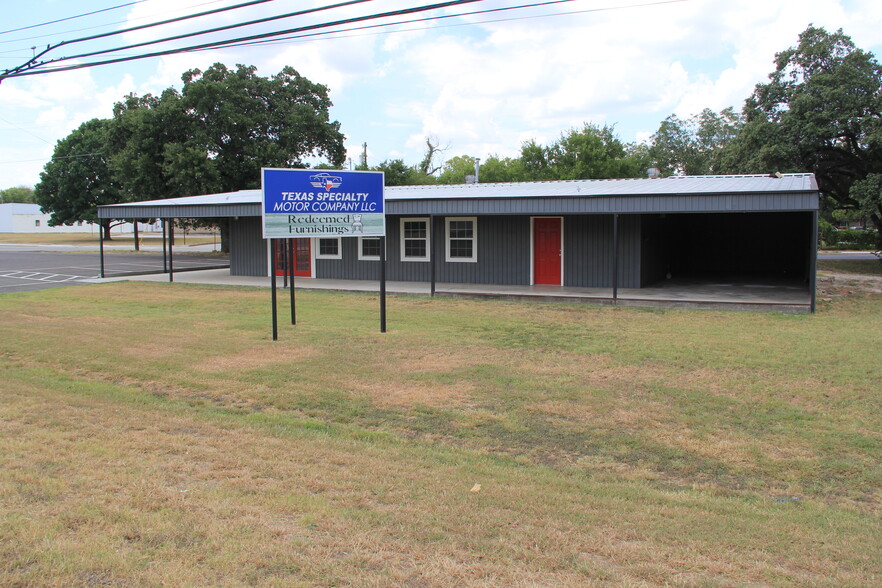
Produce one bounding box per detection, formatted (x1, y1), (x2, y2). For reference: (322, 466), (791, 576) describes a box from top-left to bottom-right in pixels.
(380, 236), (387, 333)
(270, 239), (278, 341)
(168, 220), (175, 283)
(288, 238), (296, 325)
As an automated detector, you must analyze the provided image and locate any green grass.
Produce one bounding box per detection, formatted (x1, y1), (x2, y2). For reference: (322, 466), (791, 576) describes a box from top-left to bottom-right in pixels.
(1, 283), (881, 585)
(818, 258), (882, 276)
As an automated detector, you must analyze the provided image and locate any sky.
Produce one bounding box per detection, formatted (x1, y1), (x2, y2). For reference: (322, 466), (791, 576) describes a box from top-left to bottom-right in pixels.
(1, 0), (881, 189)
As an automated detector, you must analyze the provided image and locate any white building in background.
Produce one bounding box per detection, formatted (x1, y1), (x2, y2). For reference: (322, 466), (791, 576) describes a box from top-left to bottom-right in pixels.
(0, 203), (149, 234)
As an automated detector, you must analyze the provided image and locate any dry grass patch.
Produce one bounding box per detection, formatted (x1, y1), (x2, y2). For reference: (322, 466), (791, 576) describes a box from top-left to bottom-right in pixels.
(196, 344), (323, 373)
(352, 379), (474, 409)
(1, 282), (881, 584)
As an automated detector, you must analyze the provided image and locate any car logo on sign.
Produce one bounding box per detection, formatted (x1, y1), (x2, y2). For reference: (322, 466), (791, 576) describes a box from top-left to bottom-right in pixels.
(309, 173), (343, 191)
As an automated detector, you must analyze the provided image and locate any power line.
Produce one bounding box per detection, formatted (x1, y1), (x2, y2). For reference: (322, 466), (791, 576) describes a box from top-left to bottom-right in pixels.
(2, 0), (689, 81)
(2, 0), (487, 79)
(6, 0), (293, 76)
(0, 1), (148, 36)
(235, 0), (681, 52)
(53, 0), (285, 48)
(0, 0), (239, 47)
(42, 0), (372, 65)
(0, 115), (52, 144)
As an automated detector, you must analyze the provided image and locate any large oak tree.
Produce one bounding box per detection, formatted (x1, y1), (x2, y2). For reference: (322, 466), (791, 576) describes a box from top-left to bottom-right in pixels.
(34, 118), (123, 240)
(720, 26), (882, 234)
(36, 64), (346, 239)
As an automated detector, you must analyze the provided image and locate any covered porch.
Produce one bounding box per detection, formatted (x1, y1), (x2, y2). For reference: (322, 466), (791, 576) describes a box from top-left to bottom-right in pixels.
(94, 268), (813, 313)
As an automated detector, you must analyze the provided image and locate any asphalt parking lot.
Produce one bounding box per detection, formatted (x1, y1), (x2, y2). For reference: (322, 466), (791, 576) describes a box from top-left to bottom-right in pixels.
(0, 247), (229, 293)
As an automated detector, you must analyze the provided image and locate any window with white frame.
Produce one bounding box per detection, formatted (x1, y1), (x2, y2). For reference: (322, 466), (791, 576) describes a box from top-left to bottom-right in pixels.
(400, 218), (429, 261)
(315, 237), (342, 259)
(445, 217), (477, 262)
(358, 237), (382, 261)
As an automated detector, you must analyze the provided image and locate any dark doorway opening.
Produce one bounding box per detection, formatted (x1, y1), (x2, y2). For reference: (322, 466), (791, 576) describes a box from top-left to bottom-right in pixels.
(643, 212), (814, 287)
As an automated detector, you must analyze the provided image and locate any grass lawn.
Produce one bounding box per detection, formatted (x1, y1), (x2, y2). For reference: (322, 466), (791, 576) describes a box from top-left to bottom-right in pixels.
(818, 258), (882, 276)
(1, 282), (880, 585)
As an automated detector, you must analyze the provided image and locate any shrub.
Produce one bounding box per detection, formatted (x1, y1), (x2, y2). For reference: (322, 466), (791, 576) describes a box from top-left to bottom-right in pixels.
(819, 224), (879, 250)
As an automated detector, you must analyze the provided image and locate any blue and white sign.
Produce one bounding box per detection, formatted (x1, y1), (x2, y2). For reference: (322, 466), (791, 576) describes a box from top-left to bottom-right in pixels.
(261, 168), (385, 238)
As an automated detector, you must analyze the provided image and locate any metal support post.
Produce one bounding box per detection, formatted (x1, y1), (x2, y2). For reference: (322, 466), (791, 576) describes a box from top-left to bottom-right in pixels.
(168, 220), (175, 283)
(289, 238), (296, 325)
(612, 214), (619, 302)
(271, 239), (278, 341)
(99, 226), (105, 278)
(430, 215), (436, 296)
(380, 236), (387, 333)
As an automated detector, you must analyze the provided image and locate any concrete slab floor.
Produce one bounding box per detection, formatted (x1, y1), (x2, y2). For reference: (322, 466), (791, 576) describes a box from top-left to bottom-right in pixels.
(91, 269), (813, 313)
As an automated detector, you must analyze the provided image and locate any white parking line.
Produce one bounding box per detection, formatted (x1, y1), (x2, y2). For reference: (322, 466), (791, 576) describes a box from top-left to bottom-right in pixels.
(0, 271), (88, 283)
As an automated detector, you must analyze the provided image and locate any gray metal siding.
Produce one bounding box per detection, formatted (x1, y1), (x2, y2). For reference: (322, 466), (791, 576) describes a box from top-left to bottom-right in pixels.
(387, 192), (818, 216)
(314, 214), (639, 287)
(316, 238), (382, 280)
(434, 216), (530, 285)
(313, 218), (434, 282)
(617, 215), (641, 289)
(314, 216), (532, 285)
(386, 217), (431, 282)
(564, 215), (640, 288)
(229, 217), (267, 276)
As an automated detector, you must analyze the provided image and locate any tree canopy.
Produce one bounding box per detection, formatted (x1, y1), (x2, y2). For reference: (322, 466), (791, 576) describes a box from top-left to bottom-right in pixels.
(521, 124), (647, 181)
(430, 125), (647, 186)
(373, 158), (436, 186)
(35, 64), (346, 237)
(720, 26), (882, 232)
(112, 63), (346, 197)
(649, 108), (742, 176)
(0, 186), (35, 203)
(33, 118), (121, 239)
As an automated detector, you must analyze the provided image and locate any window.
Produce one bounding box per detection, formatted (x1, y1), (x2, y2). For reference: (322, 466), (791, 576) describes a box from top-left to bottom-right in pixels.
(315, 237), (342, 259)
(358, 237), (382, 261)
(446, 217), (477, 262)
(34, 220), (41, 227)
(400, 218), (429, 261)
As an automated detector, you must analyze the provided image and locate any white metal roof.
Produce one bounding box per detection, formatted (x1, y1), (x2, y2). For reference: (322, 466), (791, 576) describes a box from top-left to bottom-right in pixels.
(102, 173), (818, 210)
(385, 174), (818, 199)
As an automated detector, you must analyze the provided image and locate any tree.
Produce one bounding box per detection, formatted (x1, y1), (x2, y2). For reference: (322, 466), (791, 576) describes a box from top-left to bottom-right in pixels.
(479, 155), (526, 183)
(417, 136), (445, 177)
(521, 124), (646, 181)
(0, 186), (35, 203)
(33, 119), (124, 240)
(109, 90), (192, 201)
(649, 108), (742, 175)
(721, 26), (882, 238)
(111, 64), (346, 197)
(437, 155), (479, 184)
(373, 159), (434, 186)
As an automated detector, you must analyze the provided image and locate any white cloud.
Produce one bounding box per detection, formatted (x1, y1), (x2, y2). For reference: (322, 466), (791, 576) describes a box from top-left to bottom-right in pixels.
(4, 0), (882, 187)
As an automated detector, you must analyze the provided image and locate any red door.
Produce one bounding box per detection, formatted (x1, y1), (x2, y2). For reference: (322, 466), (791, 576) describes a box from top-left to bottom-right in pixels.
(275, 238), (312, 277)
(533, 218), (561, 285)
(293, 238), (311, 277)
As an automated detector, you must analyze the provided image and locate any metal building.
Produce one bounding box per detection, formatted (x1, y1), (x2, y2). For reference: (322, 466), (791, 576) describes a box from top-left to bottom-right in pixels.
(99, 173), (820, 311)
